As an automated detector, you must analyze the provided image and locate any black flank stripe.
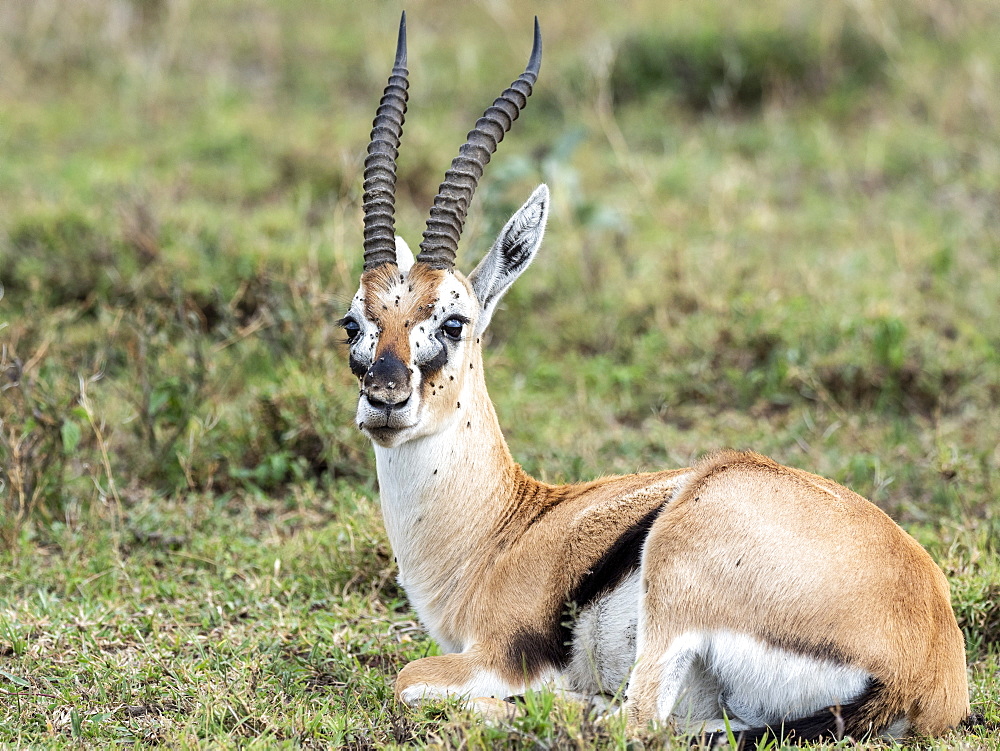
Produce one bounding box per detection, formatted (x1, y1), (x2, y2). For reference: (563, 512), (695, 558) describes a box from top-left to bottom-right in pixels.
(566, 502), (666, 617)
(506, 503), (666, 675)
(504, 628), (568, 681)
(694, 677), (896, 747)
(768, 636), (853, 667)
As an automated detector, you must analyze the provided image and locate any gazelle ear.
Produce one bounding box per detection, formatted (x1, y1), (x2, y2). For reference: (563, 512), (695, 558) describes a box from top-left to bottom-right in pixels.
(469, 184), (549, 334)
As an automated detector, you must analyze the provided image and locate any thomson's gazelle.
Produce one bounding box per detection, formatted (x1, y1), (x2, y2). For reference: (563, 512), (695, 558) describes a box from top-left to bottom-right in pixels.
(339, 13), (969, 743)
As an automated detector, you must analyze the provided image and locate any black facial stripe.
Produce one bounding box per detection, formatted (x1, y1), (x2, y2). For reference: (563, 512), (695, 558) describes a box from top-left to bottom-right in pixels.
(417, 340), (449, 381)
(349, 354), (368, 379)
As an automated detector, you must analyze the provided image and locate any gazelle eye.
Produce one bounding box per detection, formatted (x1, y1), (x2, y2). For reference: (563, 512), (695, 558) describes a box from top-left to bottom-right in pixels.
(441, 317), (465, 340)
(340, 317), (362, 343)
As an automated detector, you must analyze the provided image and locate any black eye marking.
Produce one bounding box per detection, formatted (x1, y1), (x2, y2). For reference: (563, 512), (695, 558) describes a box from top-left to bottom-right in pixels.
(417, 315), (470, 383)
(338, 316), (362, 344)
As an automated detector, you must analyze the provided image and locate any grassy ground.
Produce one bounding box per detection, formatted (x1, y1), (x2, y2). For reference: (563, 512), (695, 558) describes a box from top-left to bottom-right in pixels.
(1, 0), (998, 747)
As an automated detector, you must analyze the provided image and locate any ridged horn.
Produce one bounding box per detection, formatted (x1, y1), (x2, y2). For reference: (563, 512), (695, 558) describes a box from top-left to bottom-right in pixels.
(363, 11), (409, 271)
(417, 17), (542, 270)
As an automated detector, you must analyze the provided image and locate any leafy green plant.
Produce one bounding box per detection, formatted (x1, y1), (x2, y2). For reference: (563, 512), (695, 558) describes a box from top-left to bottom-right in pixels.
(118, 310), (207, 487)
(0, 349), (95, 549)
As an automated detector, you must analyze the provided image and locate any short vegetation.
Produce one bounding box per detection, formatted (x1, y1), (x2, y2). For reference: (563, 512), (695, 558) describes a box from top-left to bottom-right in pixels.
(1, 0), (998, 747)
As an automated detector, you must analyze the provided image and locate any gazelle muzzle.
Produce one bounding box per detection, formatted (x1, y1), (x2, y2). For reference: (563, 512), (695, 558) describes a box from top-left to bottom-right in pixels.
(363, 352), (412, 409)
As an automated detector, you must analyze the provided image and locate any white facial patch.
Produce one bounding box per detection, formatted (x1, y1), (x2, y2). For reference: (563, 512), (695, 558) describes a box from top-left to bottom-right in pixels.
(408, 273), (474, 373)
(347, 288), (379, 367)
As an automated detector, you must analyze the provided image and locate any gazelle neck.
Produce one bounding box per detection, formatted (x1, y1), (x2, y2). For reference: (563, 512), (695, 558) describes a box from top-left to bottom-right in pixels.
(372, 351), (524, 647)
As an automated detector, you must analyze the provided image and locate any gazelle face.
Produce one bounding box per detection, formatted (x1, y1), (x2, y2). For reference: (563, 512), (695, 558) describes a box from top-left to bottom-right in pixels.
(342, 186), (549, 448)
(341, 250), (479, 447)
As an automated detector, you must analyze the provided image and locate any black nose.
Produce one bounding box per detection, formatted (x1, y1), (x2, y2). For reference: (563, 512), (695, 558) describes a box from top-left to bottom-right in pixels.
(363, 353), (412, 407)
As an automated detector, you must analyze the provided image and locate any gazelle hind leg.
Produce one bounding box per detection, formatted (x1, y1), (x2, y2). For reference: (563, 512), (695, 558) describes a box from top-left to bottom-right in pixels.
(624, 631), (712, 729)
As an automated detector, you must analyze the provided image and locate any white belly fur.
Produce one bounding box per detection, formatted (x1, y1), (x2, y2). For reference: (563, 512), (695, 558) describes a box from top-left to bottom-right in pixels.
(566, 571), (641, 695)
(563, 575), (874, 732)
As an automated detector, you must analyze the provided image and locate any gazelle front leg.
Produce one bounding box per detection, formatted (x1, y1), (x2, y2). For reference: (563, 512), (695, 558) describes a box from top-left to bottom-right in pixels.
(397, 650), (611, 723)
(395, 649), (528, 709)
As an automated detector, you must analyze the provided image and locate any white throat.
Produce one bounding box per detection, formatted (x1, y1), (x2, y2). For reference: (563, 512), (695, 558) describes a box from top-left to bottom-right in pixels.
(372, 371), (516, 649)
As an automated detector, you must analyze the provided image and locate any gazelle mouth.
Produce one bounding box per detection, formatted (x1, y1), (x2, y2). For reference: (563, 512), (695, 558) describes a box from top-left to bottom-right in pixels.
(358, 396), (417, 445)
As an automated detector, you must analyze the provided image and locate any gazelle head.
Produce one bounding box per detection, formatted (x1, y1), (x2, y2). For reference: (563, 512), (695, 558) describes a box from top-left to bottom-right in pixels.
(340, 13), (549, 448)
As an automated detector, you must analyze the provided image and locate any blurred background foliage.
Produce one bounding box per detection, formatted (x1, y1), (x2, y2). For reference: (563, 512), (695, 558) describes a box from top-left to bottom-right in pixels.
(2, 0), (997, 530)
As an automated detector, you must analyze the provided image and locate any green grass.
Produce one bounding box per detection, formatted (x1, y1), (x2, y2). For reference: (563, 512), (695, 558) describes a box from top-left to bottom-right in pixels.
(1, 0), (999, 747)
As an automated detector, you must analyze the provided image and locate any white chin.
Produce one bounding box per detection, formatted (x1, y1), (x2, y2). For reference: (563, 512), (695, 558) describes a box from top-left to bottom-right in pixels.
(357, 401), (420, 447)
(364, 425), (414, 448)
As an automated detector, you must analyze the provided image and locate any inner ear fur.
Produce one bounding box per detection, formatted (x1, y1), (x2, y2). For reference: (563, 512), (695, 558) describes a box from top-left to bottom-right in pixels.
(469, 183), (549, 333)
